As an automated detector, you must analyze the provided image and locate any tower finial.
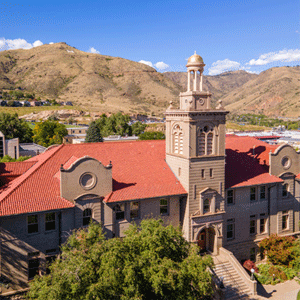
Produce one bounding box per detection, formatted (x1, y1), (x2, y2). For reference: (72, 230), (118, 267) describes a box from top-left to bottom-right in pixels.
(194, 50), (196, 55)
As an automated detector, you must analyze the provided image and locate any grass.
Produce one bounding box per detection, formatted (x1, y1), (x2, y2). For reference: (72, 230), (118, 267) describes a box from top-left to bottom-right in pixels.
(0, 105), (85, 117)
(226, 121), (270, 132)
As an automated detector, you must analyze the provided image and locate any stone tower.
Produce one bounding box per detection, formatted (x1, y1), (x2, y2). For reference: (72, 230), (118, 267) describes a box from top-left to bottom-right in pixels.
(165, 52), (228, 253)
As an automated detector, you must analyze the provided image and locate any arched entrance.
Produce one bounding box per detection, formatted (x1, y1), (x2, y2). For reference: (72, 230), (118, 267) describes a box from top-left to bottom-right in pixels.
(197, 230), (206, 252)
(197, 226), (216, 254)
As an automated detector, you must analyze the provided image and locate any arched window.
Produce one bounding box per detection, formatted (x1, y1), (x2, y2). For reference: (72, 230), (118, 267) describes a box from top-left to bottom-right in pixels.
(173, 125), (183, 154)
(83, 208), (92, 226)
(198, 132), (205, 156)
(197, 126), (214, 156)
(207, 132), (213, 155)
(203, 198), (210, 213)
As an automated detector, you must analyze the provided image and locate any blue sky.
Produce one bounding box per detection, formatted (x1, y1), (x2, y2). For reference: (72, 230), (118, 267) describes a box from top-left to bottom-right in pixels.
(0, 0), (299, 75)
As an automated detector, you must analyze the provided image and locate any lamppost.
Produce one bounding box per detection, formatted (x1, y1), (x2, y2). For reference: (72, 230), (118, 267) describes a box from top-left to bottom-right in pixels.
(251, 268), (255, 281)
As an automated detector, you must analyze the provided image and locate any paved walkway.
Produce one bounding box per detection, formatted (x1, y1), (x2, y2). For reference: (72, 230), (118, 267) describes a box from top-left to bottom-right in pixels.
(255, 279), (300, 299)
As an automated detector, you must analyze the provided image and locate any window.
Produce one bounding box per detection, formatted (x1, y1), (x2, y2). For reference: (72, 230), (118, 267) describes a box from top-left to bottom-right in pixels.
(28, 258), (39, 280)
(282, 210), (289, 230)
(173, 125), (183, 154)
(260, 186), (266, 200)
(210, 168), (213, 178)
(83, 208), (92, 226)
(203, 198), (210, 214)
(130, 202), (139, 220)
(198, 132), (205, 156)
(207, 132), (213, 155)
(250, 248), (256, 262)
(227, 189), (234, 205)
(250, 187), (256, 202)
(260, 214), (266, 233)
(282, 183), (288, 198)
(250, 215), (256, 235)
(46, 256), (56, 275)
(160, 199), (168, 215)
(227, 219), (235, 240)
(45, 212), (55, 231)
(201, 169), (205, 179)
(28, 215), (38, 234)
(114, 204), (125, 220)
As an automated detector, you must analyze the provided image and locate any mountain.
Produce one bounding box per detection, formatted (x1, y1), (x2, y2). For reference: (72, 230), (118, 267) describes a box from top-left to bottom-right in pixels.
(1, 43), (299, 117)
(222, 66), (300, 117)
(0, 43), (182, 116)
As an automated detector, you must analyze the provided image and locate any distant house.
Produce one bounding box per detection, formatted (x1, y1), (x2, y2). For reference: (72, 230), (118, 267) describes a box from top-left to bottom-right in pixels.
(0, 131), (19, 159)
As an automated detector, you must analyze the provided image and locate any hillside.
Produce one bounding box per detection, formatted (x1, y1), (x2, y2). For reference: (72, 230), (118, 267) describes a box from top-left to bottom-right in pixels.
(222, 66), (300, 117)
(0, 43), (182, 116)
(164, 70), (257, 105)
(1, 43), (300, 117)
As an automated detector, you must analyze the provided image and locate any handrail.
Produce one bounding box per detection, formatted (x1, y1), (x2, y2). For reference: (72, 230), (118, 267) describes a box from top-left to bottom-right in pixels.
(219, 247), (257, 295)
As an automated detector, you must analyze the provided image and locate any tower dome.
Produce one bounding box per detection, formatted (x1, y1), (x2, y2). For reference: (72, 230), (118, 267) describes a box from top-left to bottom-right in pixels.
(187, 51), (204, 67)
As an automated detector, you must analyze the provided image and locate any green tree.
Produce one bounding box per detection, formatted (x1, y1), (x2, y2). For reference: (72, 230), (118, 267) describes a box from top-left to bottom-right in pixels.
(131, 121), (146, 136)
(33, 120), (67, 147)
(139, 131), (165, 140)
(85, 121), (103, 143)
(0, 113), (33, 142)
(28, 220), (213, 300)
(0, 155), (31, 162)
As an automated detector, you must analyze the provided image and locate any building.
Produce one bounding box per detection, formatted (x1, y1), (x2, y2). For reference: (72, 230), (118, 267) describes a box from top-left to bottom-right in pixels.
(0, 53), (300, 294)
(0, 131), (19, 159)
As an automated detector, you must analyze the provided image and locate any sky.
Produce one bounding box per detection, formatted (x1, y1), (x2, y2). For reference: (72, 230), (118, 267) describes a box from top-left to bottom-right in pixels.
(0, 0), (299, 75)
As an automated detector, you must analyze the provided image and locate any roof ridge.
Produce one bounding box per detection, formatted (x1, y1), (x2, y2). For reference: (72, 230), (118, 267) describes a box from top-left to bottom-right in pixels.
(0, 144), (64, 203)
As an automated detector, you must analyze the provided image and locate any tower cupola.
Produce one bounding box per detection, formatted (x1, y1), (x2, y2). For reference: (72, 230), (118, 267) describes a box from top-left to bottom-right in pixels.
(186, 52), (205, 92)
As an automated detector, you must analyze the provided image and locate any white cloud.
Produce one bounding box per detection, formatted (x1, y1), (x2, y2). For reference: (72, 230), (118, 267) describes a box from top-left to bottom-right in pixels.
(208, 59), (241, 75)
(49, 42), (54, 44)
(33, 40), (43, 47)
(89, 47), (100, 54)
(0, 38), (43, 50)
(154, 61), (169, 70)
(139, 60), (169, 70)
(248, 49), (300, 66)
(139, 60), (153, 67)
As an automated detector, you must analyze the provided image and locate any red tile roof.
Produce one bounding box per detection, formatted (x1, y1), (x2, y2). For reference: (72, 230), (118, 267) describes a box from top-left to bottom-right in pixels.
(0, 141), (186, 216)
(225, 135), (283, 188)
(0, 136), (285, 216)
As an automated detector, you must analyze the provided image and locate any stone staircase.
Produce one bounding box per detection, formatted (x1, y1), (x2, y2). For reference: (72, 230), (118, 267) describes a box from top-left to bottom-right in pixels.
(213, 261), (252, 300)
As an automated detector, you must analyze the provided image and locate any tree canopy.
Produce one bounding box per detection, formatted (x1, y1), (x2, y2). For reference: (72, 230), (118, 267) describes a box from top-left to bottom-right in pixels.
(28, 219), (213, 300)
(85, 121), (103, 143)
(33, 120), (68, 147)
(139, 131), (165, 140)
(0, 113), (33, 143)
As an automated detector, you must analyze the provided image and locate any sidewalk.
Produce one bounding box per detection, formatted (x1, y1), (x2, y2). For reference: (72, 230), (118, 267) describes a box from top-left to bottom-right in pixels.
(255, 279), (300, 299)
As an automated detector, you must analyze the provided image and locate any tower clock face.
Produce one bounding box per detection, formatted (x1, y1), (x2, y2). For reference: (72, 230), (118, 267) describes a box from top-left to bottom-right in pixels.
(199, 98), (205, 105)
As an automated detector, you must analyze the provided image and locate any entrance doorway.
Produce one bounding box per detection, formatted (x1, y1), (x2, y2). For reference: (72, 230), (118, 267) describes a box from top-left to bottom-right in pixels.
(197, 230), (206, 252)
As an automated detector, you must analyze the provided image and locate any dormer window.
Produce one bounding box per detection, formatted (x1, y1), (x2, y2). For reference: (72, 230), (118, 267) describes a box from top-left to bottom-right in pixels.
(282, 183), (289, 198)
(203, 198), (210, 213)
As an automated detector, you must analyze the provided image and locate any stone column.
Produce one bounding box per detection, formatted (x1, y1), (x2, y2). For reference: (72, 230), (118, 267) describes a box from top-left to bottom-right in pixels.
(211, 195), (216, 213)
(200, 195), (204, 215)
(200, 73), (203, 91)
(187, 71), (191, 91)
(193, 71), (197, 91)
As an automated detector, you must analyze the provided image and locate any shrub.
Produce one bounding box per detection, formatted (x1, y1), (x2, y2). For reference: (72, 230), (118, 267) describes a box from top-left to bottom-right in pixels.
(243, 260), (258, 273)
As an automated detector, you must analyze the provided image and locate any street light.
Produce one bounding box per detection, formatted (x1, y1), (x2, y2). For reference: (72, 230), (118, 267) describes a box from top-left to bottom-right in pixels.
(251, 268), (255, 281)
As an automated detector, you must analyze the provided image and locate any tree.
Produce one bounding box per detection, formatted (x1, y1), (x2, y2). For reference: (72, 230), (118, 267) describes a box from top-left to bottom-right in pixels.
(27, 220), (213, 300)
(139, 131), (165, 140)
(259, 234), (296, 266)
(0, 113), (33, 142)
(33, 120), (68, 147)
(131, 121), (146, 136)
(0, 155), (31, 162)
(85, 121), (103, 143)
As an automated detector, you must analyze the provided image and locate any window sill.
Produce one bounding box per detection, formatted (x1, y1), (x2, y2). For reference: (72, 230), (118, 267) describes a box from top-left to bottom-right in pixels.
(45, 229), (57, 234)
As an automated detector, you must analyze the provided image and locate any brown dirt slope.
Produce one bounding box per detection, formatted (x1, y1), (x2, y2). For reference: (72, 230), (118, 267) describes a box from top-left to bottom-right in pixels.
(0, 43), (182, 116)
(164, 70), (257, 106)
(222, 66), (300, 117)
